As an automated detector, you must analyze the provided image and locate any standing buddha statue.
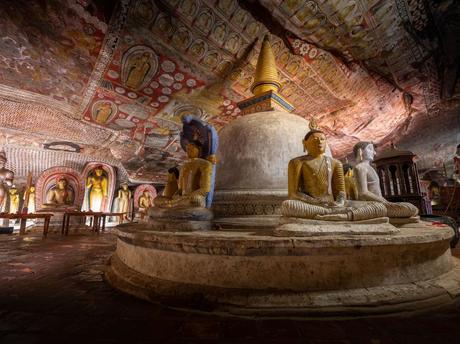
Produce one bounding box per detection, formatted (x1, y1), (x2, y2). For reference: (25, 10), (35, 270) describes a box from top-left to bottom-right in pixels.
(281, 122), (386, 221)
(25, 185), (36, 213)
(8, 187), (19, 214)
(0, 149), (14, 214)
(86, 166), (108, 212)
(113, 182), (131, 221)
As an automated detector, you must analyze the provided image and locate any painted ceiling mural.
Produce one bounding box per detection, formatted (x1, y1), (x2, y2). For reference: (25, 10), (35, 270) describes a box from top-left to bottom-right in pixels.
(0, 0), (459, 182)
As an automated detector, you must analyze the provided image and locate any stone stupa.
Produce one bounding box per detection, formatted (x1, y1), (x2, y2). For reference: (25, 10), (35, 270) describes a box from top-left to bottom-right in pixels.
(213, 35), (309, 225)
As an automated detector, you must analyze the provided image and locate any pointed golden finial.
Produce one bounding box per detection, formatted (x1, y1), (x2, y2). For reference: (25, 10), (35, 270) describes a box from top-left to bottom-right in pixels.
(251, 35), (282, 96)
(309, 117), (319, 131)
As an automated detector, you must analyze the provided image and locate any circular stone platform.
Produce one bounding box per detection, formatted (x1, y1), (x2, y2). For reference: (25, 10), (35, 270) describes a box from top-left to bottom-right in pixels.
(106, 222), (460, 317)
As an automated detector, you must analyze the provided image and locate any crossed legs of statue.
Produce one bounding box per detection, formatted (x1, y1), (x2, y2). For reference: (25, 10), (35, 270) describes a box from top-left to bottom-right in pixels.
(154, 194), (206, 209)
(282, 200), (387, 221)
(384, 202), (418, 218)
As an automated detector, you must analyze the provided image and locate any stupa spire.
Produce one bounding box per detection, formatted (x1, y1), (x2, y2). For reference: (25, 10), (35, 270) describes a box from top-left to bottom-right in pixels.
(251, 35), (282, 96)
(237, 34), (293, 115)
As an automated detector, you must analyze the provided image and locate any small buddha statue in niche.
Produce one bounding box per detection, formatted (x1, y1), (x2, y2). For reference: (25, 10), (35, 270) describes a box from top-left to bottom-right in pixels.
(0, 150), (14, 213)
(281, 124), (386, 221)
(44, 176), (74, 207)
(8, 187), (19, 214)
(353, 142), (418, 218)
(86, 166), (108, 212)
(138, 190), (153, 219)
(113, 182), (131, 221)
(154, 141), (212, 209)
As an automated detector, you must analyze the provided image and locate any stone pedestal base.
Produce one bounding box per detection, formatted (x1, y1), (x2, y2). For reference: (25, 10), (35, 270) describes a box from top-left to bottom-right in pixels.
(274, 217), (399, 237)
(389, 216), (420, 226)
(107, 221), (460, 317)
(148, 207), (213, 231)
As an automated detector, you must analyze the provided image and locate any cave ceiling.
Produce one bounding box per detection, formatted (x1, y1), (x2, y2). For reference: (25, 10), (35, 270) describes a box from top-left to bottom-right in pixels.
(0, 0), (459, 183)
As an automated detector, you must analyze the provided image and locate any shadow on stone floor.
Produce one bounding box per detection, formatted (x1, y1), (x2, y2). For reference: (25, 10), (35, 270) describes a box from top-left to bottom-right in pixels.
(0, 232), (459, 344)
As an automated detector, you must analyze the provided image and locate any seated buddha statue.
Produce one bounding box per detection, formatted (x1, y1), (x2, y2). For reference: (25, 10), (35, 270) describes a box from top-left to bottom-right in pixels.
(138, 190), (153, 219)
(162, 167), (179, 199)
(281, 124), (386, 221)
(353, 142), (418, 219)
(43, 176), (74, 208)
(154, 141), (212, 209)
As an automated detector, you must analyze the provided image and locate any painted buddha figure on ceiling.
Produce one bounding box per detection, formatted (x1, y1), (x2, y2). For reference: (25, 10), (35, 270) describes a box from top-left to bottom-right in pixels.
(44, 176), (74, 207)
(353, 142), (418, 219)
(125, 52), (151, 90)
(281, 122), (387, 221)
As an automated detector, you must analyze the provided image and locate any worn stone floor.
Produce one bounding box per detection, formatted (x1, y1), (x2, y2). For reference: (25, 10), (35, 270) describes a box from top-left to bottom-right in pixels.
(0, 230), (460, 344)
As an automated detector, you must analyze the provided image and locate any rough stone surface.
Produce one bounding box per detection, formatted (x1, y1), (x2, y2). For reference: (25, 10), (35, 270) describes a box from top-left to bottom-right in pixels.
(148, 207), (213, 231)
(215, 111), (309, 191)
(109, 222), (458, 316)
(274, 222), (399, 236)
(1, 232), (460, 342)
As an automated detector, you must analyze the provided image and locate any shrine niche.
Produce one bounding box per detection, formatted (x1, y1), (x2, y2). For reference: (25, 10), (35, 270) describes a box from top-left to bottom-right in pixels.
(134, 184), (157, 219)
(35, 167), (84, 211)
(81, 163), (116, 213)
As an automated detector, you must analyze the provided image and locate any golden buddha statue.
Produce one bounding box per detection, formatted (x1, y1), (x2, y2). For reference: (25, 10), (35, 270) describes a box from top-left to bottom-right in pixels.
(281, 123), (386, 221)
(8, 187), (19, 214)
(162, 167), (179, 198)
(138, 190), (153, 219)
(113, 182), (131, 221)
(343, 160), (358, 200)
(86, 166), (108, 212)
(44, 176), (74, 207)
(154, 141), (212, 209)
(353, 142), (418, 218)
(25, 185), (36, 213)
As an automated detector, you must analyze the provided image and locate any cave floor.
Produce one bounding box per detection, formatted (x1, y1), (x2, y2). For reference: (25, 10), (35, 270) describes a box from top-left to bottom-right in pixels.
(0, 229), (460, 344)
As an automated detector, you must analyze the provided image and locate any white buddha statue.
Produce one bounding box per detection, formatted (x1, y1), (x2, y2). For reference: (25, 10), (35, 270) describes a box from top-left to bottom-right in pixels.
(353, 142), (418, 219)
